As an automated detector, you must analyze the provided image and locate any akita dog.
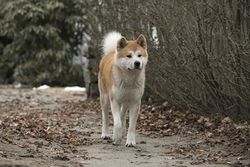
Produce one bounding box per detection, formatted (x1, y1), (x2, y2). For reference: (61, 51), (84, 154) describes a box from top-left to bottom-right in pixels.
(98, 32), (148, 146)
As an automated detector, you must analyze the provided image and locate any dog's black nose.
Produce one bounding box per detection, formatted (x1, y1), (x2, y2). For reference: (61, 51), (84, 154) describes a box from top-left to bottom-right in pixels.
(134, 61), (140, 67)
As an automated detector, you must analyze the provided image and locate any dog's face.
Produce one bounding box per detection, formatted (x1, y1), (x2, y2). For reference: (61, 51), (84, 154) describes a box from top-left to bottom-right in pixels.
(115, 35), (148, 71)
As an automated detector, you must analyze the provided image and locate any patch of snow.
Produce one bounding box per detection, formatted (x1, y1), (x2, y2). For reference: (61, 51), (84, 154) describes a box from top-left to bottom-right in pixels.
(15, 83), (22, 89)
(64, 86), (86, 92)
(33, 85), (50, 90)
(152, 26), (159, 48)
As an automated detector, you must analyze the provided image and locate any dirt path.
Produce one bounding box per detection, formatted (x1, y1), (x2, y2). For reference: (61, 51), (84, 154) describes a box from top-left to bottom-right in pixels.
(0, 86), (249, 167)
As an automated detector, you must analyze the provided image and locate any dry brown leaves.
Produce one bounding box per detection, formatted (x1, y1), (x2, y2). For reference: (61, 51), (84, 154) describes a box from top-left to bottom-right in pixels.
(138, 102), (250, 166)
(0, 100), (100, 146)
(0, 89), (249, 166)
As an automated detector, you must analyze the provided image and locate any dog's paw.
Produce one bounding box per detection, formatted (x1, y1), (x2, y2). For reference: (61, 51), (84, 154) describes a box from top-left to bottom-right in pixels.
(112, 138), (122, 146)
(125, 139), (136, 147)
(101, 133), (110, 140)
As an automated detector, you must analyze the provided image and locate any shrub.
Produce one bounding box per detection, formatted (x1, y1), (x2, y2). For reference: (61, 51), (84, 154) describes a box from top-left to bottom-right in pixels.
(85, 0), (250, 120)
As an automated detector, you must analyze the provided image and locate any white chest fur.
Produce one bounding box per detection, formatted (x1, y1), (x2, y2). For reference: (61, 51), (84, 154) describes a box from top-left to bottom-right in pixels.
(111, 68), (145, 104)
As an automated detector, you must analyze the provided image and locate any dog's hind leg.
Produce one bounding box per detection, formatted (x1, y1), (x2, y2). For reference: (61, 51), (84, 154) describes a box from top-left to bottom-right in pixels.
(100, 94), (110, 139)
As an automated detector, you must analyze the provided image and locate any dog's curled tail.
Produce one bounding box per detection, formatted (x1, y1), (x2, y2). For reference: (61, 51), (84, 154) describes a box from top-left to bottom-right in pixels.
(102, 31), (122, 56)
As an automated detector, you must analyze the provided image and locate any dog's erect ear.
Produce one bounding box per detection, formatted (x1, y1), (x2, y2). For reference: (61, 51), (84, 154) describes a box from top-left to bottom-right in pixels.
(117, 37), (127, 50)
(136, 34), (147, 49)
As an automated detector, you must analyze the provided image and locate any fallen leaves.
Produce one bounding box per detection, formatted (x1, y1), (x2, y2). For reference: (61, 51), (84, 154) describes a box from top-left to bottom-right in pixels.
(0, 88), (249, 166)
(0, 106), (96, 147)
(0, 89), (97, 165)
(137, 101), (250, 166)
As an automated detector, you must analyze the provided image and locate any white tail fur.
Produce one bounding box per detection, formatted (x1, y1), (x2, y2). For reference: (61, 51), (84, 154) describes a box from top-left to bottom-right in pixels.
(102, 31), (122, 56)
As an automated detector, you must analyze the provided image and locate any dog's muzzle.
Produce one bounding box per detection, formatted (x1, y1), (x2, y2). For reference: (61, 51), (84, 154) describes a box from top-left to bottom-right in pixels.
(134, 61), (141, 69)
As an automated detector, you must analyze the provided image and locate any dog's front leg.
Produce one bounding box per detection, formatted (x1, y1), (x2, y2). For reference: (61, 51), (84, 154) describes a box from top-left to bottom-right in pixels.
(126, 102), (140, 147)
(111, 100), (122, 145)
(120, 105), (127, 137)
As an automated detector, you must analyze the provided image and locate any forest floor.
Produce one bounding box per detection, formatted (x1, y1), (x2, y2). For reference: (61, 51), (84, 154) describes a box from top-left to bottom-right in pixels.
(0, 86), (249, 167)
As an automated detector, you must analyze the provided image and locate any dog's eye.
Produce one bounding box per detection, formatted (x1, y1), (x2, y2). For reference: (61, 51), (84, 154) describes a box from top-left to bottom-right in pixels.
(138, 54), (142, 57)
(127, 55), (132, 58)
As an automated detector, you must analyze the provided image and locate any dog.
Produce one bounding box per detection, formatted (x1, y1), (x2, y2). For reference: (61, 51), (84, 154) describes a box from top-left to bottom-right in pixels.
(98, 32), (148, 146)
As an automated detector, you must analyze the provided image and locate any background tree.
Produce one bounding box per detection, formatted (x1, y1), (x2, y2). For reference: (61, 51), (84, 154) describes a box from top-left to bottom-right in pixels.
(0, 0), (86, 86)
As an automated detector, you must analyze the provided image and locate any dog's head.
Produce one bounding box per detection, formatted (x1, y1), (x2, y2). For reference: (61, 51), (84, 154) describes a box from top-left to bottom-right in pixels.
(115, 34), (148, 71)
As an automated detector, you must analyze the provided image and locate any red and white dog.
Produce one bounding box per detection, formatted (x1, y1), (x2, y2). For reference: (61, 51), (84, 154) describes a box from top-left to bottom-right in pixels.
(98, 32), (148, 146)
